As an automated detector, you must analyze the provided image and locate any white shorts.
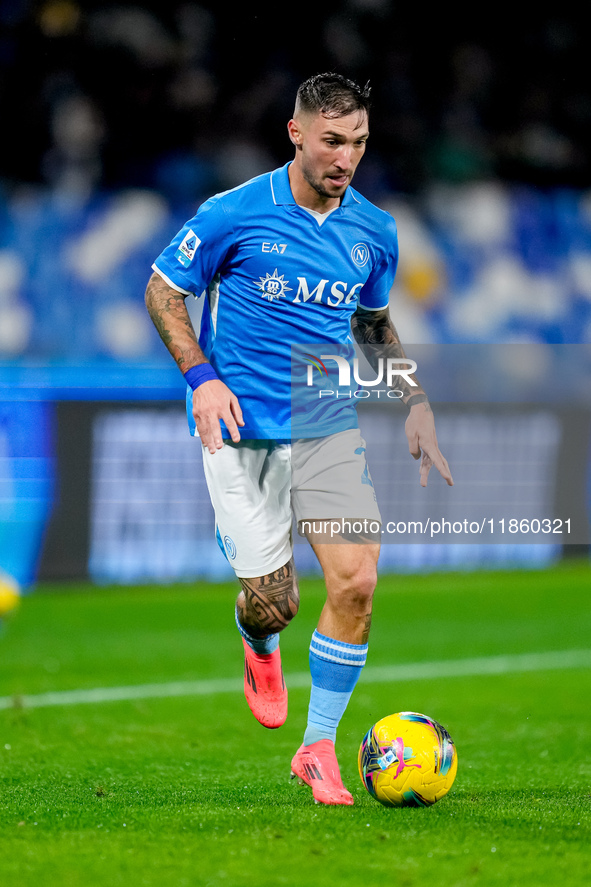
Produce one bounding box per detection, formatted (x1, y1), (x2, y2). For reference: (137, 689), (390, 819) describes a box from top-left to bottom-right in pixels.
(201, 429), (382, 578)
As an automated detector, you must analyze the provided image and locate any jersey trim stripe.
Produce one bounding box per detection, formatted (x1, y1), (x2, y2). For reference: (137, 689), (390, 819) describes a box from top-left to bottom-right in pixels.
(358, 300), (390, 311)
(152, 264), (193, 296)
(208, 273), (221, 334)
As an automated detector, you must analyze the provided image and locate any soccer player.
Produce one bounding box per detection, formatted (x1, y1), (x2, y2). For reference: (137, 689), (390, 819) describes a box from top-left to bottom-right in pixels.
(145, 73), (453, 806)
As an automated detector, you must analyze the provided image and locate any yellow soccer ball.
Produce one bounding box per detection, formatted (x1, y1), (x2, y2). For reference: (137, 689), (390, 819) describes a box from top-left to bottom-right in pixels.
(0, 574), (21, 617)
(358, 711), (458, 807)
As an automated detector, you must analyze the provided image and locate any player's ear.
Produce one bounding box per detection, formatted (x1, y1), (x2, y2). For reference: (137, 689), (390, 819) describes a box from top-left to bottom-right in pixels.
(288, 118), (303, 149)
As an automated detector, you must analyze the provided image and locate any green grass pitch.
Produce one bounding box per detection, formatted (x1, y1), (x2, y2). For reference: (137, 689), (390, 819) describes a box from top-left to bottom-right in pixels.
(1, 559), (590, 886)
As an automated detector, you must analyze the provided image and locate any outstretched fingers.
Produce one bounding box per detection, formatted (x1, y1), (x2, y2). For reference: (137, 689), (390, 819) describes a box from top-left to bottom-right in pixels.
(418, 447), (453, 488)
(405, 402), (453, 487)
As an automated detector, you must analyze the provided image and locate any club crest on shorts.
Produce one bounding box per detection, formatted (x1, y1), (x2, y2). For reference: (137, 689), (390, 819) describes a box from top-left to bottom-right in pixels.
(223, 535), (237, 559)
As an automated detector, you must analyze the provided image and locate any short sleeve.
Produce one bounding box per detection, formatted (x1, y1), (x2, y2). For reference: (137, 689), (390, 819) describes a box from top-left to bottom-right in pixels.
(357, 216), (399, 311)
(152, 195), (235, 297)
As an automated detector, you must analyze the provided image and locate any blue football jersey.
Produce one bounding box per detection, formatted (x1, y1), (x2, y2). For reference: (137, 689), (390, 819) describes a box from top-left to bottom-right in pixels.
(152, 162), (399, 439)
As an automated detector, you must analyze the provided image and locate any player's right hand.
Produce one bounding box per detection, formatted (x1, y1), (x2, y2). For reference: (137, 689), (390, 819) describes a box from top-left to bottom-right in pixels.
(192, 380), (244, 454)
(405, 402), (453, 488)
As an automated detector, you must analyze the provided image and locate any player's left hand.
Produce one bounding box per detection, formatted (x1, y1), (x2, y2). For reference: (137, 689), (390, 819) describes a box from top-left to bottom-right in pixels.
(405, 402), (453, 488)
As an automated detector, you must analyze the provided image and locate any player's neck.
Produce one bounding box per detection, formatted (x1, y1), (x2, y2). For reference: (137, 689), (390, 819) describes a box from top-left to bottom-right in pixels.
(288, 162), (341, 214)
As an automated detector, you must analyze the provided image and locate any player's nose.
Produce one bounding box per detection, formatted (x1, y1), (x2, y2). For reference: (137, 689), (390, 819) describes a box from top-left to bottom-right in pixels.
(334, 147), (353, 170)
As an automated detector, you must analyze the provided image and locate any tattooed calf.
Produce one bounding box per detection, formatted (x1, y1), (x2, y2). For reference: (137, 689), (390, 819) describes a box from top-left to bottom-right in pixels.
(236, 559), (299, 638)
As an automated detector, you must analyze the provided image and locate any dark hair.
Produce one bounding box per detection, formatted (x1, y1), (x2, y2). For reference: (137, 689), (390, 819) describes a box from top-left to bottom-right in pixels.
(294, 72), (371, 119)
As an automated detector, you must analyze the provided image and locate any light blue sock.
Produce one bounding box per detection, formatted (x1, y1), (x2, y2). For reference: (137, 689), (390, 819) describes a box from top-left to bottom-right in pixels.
(235, 605), (279, 655)
(303, 630), (367, 746)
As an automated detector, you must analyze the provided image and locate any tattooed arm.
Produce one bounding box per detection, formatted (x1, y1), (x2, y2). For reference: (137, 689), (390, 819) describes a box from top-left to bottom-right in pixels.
(145, 271), (244, 453)
(351, 305), (453, 487)
(144, 271), (204, 371)
(351, 306), (428, 406)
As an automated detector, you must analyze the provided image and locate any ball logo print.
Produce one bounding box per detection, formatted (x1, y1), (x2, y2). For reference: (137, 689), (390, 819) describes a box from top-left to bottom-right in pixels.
(376, 736), (421, 777)
(351, 242), (370, 266)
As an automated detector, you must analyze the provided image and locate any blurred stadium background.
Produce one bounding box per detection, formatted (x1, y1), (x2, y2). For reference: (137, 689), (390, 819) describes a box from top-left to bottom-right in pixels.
(1, 0), (590, 592)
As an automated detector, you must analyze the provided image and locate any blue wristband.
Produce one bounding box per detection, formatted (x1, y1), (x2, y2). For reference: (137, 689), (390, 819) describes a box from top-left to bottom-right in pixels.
(184, 364), (220, 391)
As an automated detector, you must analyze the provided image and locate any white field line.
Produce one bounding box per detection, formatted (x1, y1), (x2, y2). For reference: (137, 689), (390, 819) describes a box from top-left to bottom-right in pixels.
(1, 648), (590, 712)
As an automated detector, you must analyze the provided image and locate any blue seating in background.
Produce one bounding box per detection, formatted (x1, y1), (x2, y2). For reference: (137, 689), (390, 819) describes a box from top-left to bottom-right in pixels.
(1, 183), (590, 365)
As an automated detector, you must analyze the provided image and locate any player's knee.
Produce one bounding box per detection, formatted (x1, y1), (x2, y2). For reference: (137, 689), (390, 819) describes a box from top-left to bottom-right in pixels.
(327, 559), (377, 613)
(350, 565), (377, 610)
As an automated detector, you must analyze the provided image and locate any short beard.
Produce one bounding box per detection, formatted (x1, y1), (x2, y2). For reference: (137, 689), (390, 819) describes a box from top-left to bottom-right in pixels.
(302, 164), (345, 199)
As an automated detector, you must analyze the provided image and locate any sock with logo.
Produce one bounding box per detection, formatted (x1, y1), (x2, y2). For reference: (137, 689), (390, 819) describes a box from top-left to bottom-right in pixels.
(235, 605), (279, 655)
(303, 629), (367, 746)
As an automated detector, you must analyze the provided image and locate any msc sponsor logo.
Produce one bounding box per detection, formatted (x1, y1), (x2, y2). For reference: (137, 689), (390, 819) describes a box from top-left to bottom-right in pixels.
(256, 269), (292, 301)
(254, 270), (364, 306)
(293, 277), (363, 306)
